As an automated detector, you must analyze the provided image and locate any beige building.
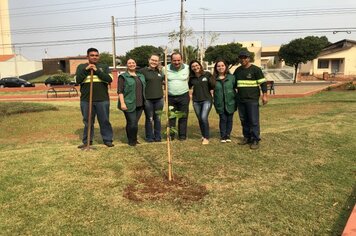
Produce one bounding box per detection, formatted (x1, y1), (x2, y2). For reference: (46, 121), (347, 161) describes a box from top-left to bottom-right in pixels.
(0, 54), (42, 78)
(300, 39), (356, 78)
(239, 41), (262, 67)
(0, 0), (12, 54)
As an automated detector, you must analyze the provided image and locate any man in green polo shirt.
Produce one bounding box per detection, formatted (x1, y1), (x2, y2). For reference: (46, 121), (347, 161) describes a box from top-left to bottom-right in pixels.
(233, 51), (268, 149)
(75, 48), (114, 149)
(163, 52), (190, 140)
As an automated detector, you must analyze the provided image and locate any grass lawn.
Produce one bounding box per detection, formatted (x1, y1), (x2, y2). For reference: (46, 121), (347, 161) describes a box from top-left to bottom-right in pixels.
(0, 91), (355, 235)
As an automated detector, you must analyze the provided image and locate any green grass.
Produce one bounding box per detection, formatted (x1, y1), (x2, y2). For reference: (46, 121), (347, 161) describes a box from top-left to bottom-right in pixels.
(0, 102), (58, 117)
(28, 74), (49, 83)
(0, 91), (355, 235)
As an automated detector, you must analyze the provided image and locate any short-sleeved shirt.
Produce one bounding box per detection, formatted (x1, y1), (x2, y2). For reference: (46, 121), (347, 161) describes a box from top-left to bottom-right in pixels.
(233, 64), (267, 102)
(139, 67), (163, 99)
(189, 71), (215, 102)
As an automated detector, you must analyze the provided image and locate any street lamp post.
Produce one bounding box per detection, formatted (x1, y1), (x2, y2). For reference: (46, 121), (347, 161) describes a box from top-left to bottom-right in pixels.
(200, 8), (209, 68)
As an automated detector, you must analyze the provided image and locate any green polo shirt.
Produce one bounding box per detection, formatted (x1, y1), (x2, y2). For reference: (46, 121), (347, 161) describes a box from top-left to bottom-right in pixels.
(139, 67), (163, 99)
(162, 64), (189, 96)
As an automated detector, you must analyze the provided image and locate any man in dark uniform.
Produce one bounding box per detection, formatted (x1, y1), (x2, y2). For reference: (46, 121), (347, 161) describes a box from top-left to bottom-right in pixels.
(76, 48), (114, 148)
(233, 51), (268, 149)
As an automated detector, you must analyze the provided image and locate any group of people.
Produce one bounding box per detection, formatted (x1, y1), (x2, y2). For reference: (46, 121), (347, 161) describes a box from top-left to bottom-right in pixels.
(76, 48), (268, 150)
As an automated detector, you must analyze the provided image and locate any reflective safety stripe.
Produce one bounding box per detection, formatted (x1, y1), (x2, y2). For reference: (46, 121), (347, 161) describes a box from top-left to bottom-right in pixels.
(257, 78), (267, 84)
(236, 78), (267, 87)
(83, 75), (108, 84)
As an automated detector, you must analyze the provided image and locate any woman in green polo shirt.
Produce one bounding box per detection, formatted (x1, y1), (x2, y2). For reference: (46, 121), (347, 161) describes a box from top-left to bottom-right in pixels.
(213, 59), (236, 143)
(118, 58), (146, 146)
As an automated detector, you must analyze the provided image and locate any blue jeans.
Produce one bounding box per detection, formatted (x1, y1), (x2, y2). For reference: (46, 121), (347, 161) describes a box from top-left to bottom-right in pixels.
(219, 111), (234, 139)
(193, 100), (212, 139)
(144, 98), (164, 141)
(80, 100), (113, 144)
(237, 101), (260, 141)
(123, 107), (143, 144)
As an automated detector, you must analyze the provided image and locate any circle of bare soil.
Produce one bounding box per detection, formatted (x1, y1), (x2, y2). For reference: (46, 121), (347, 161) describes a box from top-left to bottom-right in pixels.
(123, 172), (208, 203)
(329, 82), (356, 91)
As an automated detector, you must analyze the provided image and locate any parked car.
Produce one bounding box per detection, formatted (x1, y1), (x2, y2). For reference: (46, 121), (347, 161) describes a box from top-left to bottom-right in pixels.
(44, 76), (67, 86)
(44, 73), (78, 87)
(0, 77), (35, 88)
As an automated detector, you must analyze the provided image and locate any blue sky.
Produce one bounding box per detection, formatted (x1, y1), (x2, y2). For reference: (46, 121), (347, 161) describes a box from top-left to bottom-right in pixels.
(7, 0), (356, 60)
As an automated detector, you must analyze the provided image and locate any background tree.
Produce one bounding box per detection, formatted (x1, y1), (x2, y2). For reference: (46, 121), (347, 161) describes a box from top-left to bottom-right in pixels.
(204, 42), (251, 68)
(278, 36), (330, 83)
(168, 28), (194, 62)
(184, 45), (198, 63)
(98, 52), (113, 67)
(123, 45), (164, 68)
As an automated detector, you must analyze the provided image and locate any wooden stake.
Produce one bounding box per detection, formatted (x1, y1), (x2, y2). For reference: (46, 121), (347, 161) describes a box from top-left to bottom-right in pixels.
(164, 49), (173, 181)
(85, 69), (94, 150)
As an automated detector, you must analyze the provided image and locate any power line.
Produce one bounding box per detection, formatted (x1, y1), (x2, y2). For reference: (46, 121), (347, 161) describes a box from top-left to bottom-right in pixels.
(189, 7), (356, 20)
(7, 0), (168, 17)
(6, 12), (180, 35)
(5, 27), (355, 49)
(5, 7), (356, 35)
(4, 0), (102, 12)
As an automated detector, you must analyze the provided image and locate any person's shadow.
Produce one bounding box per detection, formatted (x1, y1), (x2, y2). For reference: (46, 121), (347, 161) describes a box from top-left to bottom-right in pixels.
(75, 125), (126, 144)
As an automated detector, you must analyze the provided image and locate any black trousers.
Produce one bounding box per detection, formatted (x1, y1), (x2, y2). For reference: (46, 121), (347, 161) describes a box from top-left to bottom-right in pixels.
(123, 106), (144, 144)
(168, 92), (190, 139)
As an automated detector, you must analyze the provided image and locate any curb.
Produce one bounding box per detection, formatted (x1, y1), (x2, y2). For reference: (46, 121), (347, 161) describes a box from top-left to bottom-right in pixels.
(342, 204), (356, 236)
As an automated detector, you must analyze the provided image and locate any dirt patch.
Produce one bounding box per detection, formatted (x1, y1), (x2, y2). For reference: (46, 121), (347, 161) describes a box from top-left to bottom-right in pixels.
(328, 82), (356, 91)
(123, 171), (208, 202)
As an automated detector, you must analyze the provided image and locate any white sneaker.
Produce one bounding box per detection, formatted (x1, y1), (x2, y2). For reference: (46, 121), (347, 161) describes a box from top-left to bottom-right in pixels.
(202, 138), (209, 145)
(220, 139), (226, 143)
(226, 138), (232, 143)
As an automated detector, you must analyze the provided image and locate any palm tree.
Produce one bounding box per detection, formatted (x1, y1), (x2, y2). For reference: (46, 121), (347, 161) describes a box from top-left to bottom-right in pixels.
(184, 45), (198, 64)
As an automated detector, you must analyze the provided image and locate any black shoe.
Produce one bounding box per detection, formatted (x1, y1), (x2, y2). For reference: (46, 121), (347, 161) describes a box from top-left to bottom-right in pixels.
(238, 138), (251, 145)
(128, 142), (136, 146)
(250, 140), (259, 150)
(104, 142), (114, 147)
(146, 139), (154, 143)
(154, 139), (162, 142)
(77, 143), (92, 149)
(178, 137), (187, 141)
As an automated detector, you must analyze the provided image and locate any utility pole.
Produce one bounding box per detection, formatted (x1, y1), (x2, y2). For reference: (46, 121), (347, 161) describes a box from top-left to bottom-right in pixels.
(134, 0), (138, 48)
(200, 7), (209, 68)
(12, 45), (19, 78)
(200, 8), (208, 51)
(179, 0), (185, 59)
(111, 16), (117, 68)
(111, 16), (118, 89)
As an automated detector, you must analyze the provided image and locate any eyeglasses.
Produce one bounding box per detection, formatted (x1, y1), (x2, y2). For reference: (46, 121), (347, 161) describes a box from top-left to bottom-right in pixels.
(89, 54), (99, 57)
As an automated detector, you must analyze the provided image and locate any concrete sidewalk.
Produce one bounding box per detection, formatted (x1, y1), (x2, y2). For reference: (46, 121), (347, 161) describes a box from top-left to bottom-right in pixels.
(0, 81), (343, 102)
(270, 81), (339, 98)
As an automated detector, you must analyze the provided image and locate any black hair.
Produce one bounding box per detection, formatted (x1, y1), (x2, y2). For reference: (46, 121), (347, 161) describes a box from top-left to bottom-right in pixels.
(170, 52), (182, 60)
(87, 48), (99, 56)
(189, 59), (204, 76)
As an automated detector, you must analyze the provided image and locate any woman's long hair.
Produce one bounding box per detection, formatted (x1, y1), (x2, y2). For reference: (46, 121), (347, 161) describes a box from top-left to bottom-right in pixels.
(189, 59), (204, 77)
(213, 59), (229, 78)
